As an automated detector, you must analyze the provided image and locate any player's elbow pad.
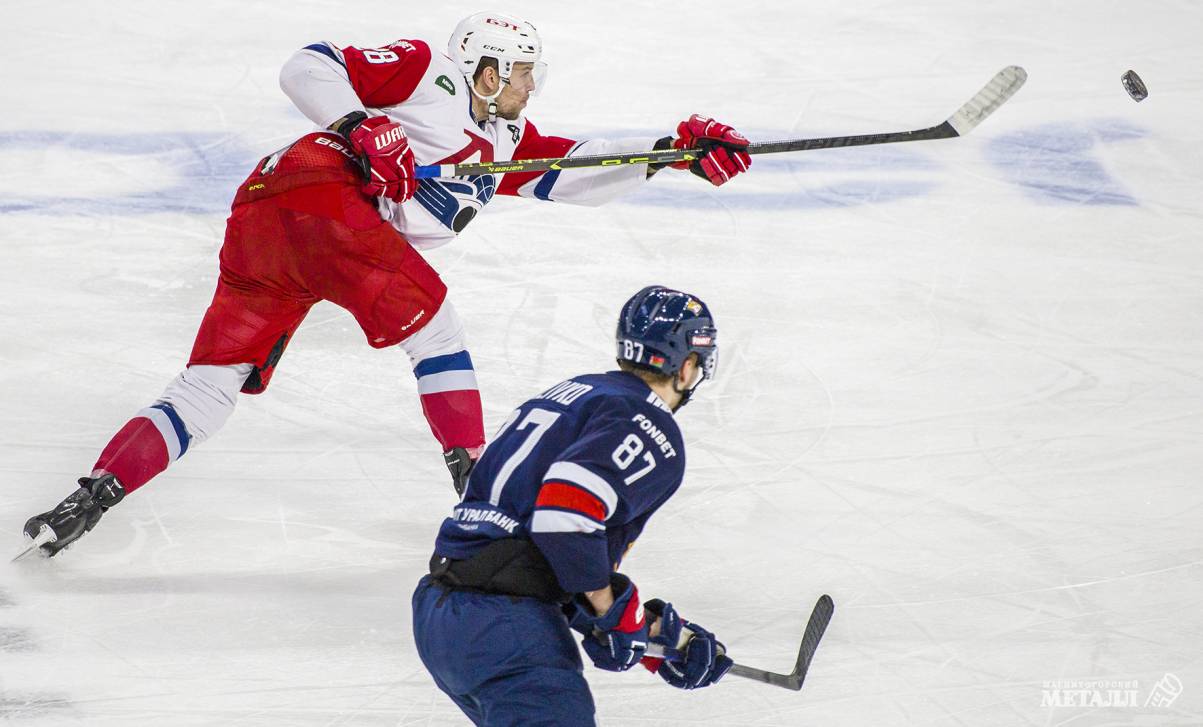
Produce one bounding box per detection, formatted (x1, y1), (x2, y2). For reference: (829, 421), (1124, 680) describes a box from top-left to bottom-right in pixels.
(278, 51), (316, 98)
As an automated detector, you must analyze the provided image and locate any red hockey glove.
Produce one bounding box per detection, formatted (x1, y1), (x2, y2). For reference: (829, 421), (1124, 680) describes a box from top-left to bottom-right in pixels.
(670, 114), (751, 186)
(346, 115), (416, 203)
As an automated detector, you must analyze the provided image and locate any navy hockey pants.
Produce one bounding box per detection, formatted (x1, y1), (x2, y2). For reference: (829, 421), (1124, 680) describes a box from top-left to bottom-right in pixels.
(412, 575), (596, 726)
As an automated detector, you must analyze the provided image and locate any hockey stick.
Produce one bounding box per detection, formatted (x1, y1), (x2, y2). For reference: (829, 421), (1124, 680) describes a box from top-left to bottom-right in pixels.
(646, 594), (835, 691)
(414, 66), (1026, 178)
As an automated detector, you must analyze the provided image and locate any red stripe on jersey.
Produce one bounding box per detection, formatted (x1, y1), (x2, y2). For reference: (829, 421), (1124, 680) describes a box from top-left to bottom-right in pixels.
(497, 119), (577, 196)
(536, 481), (607, 521)
(342, 39), (433, 108)
(434, 130), (495, 165)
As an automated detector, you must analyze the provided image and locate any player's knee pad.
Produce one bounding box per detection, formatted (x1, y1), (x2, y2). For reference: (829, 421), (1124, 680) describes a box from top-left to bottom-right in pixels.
(156, 364), (254, 445)
(399, 302), (468, 364)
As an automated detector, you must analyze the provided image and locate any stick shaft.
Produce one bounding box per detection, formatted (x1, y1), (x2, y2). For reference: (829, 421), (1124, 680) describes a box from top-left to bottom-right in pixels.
(414, 66), (1025, 179)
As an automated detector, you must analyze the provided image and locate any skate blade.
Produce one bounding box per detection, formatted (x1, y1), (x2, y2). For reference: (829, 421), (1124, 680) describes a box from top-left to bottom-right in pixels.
(11, 525), (57, 562)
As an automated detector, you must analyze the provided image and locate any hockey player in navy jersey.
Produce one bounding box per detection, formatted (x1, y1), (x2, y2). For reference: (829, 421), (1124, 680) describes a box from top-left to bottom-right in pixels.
(20, 11), (751, 558)
(412, 286), (733, 726)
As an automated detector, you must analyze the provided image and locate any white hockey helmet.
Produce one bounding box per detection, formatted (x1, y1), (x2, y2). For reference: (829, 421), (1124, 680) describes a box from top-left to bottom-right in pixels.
(448, 11), (548, 99)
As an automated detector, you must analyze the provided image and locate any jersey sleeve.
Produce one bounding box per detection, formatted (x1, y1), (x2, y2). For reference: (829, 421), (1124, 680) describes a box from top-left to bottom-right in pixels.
(280, 43), (364, 129)
(495, 120), (577, 197)
(279, 39), (432, 129)
(497, 120), (659, 207)
(339, 39), (433, 108)
(529, 397), (685, 593)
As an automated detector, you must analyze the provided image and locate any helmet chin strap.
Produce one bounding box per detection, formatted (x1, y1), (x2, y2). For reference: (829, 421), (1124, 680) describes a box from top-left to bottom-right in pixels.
(469, 80), (502, 123)
(669, 353), (707, 412)
(670, 375), (702, 413)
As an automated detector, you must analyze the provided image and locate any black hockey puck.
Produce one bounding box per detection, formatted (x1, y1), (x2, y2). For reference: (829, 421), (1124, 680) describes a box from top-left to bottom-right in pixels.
(1121, 70), (1148, 102)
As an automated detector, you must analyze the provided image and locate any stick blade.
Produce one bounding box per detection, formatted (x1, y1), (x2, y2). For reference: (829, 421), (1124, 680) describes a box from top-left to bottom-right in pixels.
(726, 594), (835, 691)
(946, 65), (1027, 137)
(790, 594), (834, 682)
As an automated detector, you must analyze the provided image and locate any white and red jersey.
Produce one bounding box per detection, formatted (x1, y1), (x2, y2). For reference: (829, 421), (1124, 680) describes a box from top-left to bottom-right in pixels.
(280, 39), (658, 250)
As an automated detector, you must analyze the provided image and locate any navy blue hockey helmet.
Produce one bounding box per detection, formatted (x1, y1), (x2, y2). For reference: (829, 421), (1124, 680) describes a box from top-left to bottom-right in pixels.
(616, 286), (717, 406)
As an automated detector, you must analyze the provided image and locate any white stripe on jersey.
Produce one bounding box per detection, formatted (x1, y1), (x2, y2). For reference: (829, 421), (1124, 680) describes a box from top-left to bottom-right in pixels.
(544, 461), (618, 518)
(530, 509), (605, 534)
(416, 369), (479, 395)
(645, 390), (673, 414)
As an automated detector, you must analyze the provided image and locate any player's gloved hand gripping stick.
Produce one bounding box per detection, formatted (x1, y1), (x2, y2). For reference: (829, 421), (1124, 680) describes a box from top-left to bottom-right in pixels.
(664, 115), (751, 186)
(571, 587), (835, 693)
(415, 66), (1026, 179)
(330, 112), (418, 203)
(641, 599), (734, 689)
(569, 574), (651, 672)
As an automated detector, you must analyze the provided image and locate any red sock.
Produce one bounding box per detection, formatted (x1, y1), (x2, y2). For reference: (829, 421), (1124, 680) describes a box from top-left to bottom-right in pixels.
(413, 351), (485, 452)
(93, 404), (190, 492)
(419, 389), (485, 452)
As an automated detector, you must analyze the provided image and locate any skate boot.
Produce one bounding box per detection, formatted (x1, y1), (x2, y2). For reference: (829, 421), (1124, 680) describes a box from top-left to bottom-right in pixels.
(443, 447), (477, 497)
(23, 474), (126, 557)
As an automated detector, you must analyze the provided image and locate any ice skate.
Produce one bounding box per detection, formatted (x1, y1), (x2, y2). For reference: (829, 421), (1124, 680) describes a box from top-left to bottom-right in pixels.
(17, 474), (125, 559)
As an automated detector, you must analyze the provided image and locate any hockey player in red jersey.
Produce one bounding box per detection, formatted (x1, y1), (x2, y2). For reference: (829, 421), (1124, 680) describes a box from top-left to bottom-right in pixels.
(21, 11), (751, 558)
(278, 12), (753, 246)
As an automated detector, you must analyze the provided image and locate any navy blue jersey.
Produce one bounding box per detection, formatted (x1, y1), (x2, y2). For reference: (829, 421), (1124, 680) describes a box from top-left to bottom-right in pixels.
(434, 370), (686, 593)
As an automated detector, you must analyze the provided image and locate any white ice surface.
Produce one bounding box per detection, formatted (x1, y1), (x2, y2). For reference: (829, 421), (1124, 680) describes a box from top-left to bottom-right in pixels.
(3, 2), (1203, 725)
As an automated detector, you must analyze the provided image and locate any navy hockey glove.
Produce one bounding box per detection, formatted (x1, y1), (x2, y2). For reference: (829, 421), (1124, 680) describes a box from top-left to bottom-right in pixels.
(668, 114), (751, 186)
(571, 573), (649, 672)
(339, 114), (416, 203)
(641, 599), (733, 689)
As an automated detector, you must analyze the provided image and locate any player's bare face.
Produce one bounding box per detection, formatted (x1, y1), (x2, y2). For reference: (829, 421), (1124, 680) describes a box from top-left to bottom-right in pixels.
(496, 63), (537, 119)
